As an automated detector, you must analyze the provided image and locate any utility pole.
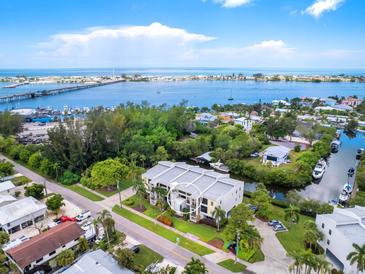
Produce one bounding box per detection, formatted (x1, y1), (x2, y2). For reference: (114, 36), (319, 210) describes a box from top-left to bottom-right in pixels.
(43, 180), (48, 197)
(235, 230), (240, 264)
(117, 180), (122, 208)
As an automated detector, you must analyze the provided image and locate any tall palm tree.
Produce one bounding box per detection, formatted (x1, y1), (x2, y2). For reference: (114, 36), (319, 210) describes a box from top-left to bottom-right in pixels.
(303, 220), (323, 251)
(284, 204), (301, 225)
(347, 243), (365, 273)
(212, 206), (226, 231)
(288, 251), (304, 274)
(96, 210), (114, 247)
(314, 255), (331, 274)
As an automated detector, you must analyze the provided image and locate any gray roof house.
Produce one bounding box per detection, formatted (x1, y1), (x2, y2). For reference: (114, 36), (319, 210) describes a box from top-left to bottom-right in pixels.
(0, 181), (16, 196)
(316, 206), (365, 273)
(262, 146), (291, 166)
(142, 161), (244, 223)
(0, 197), (47, 234)
(64, 249), (133, 274)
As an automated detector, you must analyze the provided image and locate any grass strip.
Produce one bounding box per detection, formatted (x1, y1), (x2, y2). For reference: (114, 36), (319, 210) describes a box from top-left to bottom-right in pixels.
(65, 185), (104, 201)
(218, 259), (246, 273)
(112, 205), (214, 256)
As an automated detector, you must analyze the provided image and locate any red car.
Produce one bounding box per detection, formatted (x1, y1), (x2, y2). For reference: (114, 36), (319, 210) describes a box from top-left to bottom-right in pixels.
(59, 216), (77, 223)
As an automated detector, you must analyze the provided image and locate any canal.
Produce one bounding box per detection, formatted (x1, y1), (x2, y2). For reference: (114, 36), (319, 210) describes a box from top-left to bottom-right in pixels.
(299, 131), (365, 203)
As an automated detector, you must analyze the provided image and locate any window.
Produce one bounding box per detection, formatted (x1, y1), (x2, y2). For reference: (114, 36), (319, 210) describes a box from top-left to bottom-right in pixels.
(49, 251), (56, 256)
(329, 229), (332, 235)
(35, 257), (43, 263)
(321, 223), (325, 229)
(201, 205), (207, 214)
(202, 198), (207, 205)
(327, 240), (330, 245)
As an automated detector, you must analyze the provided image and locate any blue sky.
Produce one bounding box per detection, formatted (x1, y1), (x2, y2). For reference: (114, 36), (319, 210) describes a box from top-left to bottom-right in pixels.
(0, 0), (364, 69)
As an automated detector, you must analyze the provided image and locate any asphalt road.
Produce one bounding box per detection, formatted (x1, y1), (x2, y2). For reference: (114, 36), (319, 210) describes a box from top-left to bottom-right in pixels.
(300, 131), (365, 203)
(0, 154), (232, 274)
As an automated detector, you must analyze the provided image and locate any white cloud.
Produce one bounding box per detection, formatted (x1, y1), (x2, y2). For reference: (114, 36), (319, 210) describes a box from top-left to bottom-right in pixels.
(36, 22), (215, 67)
(304, 0), (345, 18)
(214, 0), (252, 8)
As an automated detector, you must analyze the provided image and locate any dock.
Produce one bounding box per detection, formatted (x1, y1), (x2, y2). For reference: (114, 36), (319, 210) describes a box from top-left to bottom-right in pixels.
(0, 80), (125, 104)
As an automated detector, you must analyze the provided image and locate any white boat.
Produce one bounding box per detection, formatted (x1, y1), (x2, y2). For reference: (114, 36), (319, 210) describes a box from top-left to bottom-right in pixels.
(210, 160), (230, 173)
(343, 183), (353, 194)
(331, 140), (341, 153)
(339, 189), (350, 204)
(312, 159), (327, 179)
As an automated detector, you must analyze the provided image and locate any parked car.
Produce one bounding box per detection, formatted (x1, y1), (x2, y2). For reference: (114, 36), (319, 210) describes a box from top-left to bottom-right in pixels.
(273, 224), (287, 232)
(60, 216), (77, 223)
(81, 221), (92, 231)
(76, 210), (91, 222)
(267, 220), (281, 226)
(130, 245), (140, 254)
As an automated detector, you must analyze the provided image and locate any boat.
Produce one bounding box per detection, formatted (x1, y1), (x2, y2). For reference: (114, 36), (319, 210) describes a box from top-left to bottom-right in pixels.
(210, 160), (230, 173)
(331, 140), (341, 153)
(348, 167), (355, 177)
(356, 148), (364, 160)
(338, 189), (350, 204)
(343, 183), (353, 194)
(228, 89), (234, 101)
(336, 130), (341, 139)
(312, 159), (327, 179)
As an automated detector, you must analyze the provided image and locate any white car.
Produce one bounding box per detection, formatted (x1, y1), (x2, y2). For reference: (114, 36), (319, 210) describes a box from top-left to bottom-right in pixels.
(81, 221), (92, 231)
(76, 210), (91, 222)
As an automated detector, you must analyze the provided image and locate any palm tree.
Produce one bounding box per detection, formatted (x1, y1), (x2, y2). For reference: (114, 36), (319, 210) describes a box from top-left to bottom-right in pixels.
(132, 179), (146, 209)
(183, 258), (207, 274)
(96, 210), (115, 247)
(55, 249), (75, 267)
(347, 243), (365, 273)
(212, 206), (225, 231)
(303, 220), (323, 251)
(241, 225), (263, 251)
(284, 204), (300, 225)
(288, 251), (304, 274)
(314, 255), (331, 274)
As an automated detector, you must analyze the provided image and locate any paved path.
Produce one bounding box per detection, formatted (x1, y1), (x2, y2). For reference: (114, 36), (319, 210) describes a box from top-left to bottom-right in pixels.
(0, 155), (231, 274)
(246, 220), (292, 274)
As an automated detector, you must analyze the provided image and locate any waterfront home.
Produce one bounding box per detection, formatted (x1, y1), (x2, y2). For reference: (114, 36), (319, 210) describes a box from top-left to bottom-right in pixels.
(219, 112), (240, 123)
(0, 197), (46, 234)
(63, 249), (133, 274)
(321, 98), (337, 107)
(195, 113), (217, 125)
(333, 104), (353, 112)
(142, 161), (244, 223)
(341, 96), (362, 107)
(0, 181), (16, 196)
(316, 206), (365, 274)
(234, 117), (253, 132)
(262, 146), (291, 166)
(6, 222), (85, 273)
(272, 99), (290, 106)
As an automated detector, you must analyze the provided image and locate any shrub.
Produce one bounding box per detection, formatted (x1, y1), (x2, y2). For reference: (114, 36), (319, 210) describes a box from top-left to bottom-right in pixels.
(0, 161), (14, 177)
(61, 171), (80, 185)
(124, 199), (135, 206)
(294, 145), (301, 152)
(157, 213), (173, 227)
(271, 199), (289, 208)
(12, 176), (31, 186)
(28, 152), (42, 169)
(25, 183), (44, 200)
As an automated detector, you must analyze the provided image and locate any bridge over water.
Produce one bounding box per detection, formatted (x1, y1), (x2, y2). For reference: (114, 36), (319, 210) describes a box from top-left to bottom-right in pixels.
(0, 80), (125, 104)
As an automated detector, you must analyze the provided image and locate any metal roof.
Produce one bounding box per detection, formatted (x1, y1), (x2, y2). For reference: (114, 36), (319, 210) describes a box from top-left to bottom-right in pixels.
(264, 146), (291, 158)
(0, 181), (15, 193)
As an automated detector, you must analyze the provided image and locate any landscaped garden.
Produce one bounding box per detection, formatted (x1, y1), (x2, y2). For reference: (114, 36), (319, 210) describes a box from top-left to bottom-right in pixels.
(122, 195), (265, 263)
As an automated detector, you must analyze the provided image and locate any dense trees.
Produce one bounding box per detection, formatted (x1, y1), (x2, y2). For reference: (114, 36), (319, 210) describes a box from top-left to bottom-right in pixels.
(0, 160), (14, 177)
(25, 183), (44, 200)
(0, 111), (23, 136)
(89, 159), (129, 189)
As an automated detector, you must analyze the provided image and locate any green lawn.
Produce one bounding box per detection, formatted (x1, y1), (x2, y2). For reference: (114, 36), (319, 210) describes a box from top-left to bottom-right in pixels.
(270, 204), (313, 254)
(134, 245), (163, 269)
(112, 205), (214, 256)
(218, 259), (246, 273)
(65, 185), (104, 201)
(96, 180), (135, 197)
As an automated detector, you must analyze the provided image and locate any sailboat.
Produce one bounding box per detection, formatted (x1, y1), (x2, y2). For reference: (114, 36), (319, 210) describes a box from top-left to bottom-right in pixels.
(228, 89), (234, 101)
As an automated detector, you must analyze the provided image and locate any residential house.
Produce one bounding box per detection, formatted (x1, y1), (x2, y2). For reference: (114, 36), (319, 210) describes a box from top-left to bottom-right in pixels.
(195, 113), (217, 125)
(316, 206), (365, 274)
(262, 146), (291, 166)
(272, 99), (290, 106)
(6, 222), (85, 273)
(0, 181), (16, 196)
(341, 96), (362, 107)
(333, 104), (353, 112)
(321, 98), (337, 107)
(234, 117), (253, 132)
(63, 249), (133, 274)
(0, 194), (16, 207)
(142, 161), (244, 223)
(0, 197), (47, 234)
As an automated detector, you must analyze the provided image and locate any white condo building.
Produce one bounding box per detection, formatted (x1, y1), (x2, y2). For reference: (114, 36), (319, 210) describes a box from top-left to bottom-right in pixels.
(142, 161), (244, 223)
(316, 206), (365, 274)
